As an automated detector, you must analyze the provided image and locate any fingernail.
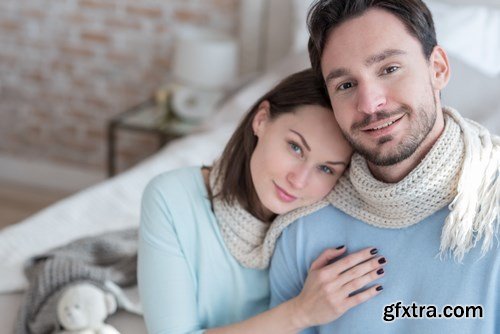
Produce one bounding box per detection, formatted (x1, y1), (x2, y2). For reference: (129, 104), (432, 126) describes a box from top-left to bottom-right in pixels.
(336, 245), (345, 250)
(377, 268), (384, 275)
(376, 286), (383, 291)
(378, 257), (386, 264)
(370, 248), (378, 255)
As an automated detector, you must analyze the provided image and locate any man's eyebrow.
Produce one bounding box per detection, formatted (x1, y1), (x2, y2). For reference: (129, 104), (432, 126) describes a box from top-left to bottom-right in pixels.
(324, 49), (407, 85)
(365, 49), (406, 66)
(324, 68), (351, 85)
(290, 129), (310, 152)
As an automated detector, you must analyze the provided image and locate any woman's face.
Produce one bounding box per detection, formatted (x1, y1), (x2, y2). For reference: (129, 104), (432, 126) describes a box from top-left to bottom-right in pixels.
(250, 101), (353, 219)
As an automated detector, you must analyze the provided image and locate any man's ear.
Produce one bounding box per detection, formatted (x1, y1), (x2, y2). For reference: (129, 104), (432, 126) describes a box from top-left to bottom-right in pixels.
(429, 45), (450, 91)
(252, 100), (271, 137)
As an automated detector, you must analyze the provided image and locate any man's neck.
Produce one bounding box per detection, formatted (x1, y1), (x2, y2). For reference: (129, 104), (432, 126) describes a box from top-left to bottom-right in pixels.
(367, 109), (446, 184)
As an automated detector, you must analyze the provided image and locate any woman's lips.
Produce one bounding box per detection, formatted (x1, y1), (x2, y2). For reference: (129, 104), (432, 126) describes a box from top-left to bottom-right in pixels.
(273, 182), (297, 203)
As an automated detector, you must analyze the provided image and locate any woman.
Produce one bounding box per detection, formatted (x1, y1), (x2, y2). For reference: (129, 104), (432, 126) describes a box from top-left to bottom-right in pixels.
(138, 69), (386, 333)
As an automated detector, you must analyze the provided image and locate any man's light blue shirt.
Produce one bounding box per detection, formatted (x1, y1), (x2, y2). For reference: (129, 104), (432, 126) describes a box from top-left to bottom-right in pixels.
(270, 205), (500, 333)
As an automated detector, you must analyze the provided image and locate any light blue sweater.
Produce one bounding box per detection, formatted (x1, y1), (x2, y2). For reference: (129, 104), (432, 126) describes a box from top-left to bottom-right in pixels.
(138, 167), (269, 334)
(270, 205), (500, 333)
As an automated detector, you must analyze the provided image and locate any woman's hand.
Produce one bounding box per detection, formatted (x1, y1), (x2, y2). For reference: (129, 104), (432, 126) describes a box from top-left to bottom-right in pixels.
(290, 246), (386, 329)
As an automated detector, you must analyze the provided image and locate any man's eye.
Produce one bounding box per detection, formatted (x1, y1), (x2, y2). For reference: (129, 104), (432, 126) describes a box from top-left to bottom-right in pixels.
(289, 142), (302, 155)
(338, 82), (353, 91)
(383, 66), (399, 74)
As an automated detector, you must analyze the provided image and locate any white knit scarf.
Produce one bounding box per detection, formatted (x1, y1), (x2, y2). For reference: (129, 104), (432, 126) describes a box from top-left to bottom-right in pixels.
(211, 107), (500, 268)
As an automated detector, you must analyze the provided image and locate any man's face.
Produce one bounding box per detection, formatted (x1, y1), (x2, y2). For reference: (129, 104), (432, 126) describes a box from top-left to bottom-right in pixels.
(321, 9), (441, 166)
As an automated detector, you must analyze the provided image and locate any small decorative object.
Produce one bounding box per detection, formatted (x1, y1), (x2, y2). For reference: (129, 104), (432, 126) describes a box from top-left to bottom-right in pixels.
(56, 282), (121, 334)
(154, 86), (174, 123)
(170, 87), (222, 122)
(170, 28), (238, 123)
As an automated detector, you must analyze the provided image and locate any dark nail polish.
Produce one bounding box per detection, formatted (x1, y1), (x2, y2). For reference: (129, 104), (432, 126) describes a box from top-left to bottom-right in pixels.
(377, 268), (384, 275)
(376, 286), (383, 291)
(336, 245), (345, 250)
(370, 248), (378, 255)
(378, 257), (386, 264)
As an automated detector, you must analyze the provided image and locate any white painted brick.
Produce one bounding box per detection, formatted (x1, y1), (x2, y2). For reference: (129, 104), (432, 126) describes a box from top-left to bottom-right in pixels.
(0, 0), (239, 173)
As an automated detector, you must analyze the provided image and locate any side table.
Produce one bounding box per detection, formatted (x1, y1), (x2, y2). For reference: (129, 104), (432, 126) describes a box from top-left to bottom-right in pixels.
(107, 98), (198, 177)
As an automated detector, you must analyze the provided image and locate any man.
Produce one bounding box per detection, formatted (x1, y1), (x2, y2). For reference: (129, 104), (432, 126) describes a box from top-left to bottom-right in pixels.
(269, 0), (500, 332)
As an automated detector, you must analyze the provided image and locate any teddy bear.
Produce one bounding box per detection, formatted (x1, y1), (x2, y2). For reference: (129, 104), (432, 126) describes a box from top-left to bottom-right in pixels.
(56, 282), (121, 334)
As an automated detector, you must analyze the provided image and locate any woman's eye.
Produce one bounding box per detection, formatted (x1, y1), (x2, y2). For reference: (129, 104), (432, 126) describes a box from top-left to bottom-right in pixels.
(289, 142), (302, 155)
(338, 82), (353, 91)
(319, 165), (333, 175)
(383, 66), (399, 74)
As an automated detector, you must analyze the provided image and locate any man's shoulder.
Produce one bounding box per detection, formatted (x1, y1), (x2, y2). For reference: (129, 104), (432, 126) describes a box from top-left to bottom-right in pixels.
(299, 203), (354, 222)
(271, 204), (359, 283)
(284, 204), (354, 234)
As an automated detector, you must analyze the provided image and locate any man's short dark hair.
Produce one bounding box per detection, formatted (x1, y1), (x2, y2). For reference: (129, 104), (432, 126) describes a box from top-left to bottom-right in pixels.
(307, 0), (437, 78)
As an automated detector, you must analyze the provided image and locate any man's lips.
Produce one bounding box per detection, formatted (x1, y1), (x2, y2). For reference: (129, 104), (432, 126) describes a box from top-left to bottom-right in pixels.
(361, 114), (405, 132)
(273, 182), (297, 203)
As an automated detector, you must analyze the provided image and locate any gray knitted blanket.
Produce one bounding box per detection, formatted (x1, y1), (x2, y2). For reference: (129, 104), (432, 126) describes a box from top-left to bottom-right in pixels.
(15, 228), (139, 334)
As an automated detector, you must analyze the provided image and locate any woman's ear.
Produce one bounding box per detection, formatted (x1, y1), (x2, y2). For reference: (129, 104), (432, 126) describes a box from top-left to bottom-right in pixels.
(429, 45), (450, 91)
(252, 100), (271, 137)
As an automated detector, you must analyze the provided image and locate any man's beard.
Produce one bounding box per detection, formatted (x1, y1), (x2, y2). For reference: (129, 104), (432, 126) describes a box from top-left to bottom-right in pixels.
(343, 96), (437, 166)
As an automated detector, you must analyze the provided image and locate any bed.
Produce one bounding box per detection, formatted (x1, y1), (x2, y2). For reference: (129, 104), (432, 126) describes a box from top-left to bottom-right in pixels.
(1, 0), (500, 332)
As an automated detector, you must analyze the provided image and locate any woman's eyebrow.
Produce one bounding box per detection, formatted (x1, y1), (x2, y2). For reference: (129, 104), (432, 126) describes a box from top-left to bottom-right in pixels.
(325, 161), (347, 166)
(290, 129), (348, 166)
(289, 129), (311, 151)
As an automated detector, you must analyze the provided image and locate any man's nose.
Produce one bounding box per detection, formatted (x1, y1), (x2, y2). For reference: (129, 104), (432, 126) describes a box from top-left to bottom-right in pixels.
(356, 82), (386, 115)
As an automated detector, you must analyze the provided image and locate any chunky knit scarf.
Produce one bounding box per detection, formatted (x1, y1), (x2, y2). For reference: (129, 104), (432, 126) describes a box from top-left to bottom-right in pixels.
(211, 107), (500, 268)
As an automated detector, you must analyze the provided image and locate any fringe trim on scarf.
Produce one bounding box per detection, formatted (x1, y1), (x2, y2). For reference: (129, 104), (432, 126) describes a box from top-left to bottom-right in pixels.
(439, 108), (500, 261)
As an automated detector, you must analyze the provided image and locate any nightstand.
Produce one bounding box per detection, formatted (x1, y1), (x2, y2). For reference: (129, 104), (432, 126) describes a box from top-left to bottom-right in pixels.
(107, 98), (199, 177)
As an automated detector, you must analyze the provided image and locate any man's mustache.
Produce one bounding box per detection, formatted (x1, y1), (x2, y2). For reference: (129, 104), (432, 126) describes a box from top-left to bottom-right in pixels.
(351, 107), (409, 131)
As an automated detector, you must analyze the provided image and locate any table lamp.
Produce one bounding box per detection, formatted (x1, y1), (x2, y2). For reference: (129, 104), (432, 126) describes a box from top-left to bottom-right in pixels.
(170, 28), (239, 123)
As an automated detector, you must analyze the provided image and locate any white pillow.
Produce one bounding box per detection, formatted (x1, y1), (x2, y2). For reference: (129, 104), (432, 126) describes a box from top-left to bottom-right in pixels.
(442, 53), (500, 135)
(292, 0), (315, 53)
(292, 0), (500, 77)
(426, 1), (500, 77)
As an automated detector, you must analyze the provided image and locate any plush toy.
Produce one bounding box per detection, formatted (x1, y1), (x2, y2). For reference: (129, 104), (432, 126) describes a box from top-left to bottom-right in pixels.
(56, 282), (121, 334)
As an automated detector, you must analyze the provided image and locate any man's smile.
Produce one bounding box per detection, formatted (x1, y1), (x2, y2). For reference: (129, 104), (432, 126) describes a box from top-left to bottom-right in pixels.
(361, 114), (405, 138)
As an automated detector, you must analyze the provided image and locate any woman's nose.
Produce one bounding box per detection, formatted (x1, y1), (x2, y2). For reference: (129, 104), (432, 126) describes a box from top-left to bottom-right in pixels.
(287, 165), (310, 189)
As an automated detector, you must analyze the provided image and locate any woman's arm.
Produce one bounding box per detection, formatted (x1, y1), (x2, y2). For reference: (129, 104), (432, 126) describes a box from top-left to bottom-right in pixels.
(138, 180), (204, 334)
(206, 247), (385, 334)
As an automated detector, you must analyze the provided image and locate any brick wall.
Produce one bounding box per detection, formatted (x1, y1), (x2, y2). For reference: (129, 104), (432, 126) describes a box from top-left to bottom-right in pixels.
(0, 0), (239, 174)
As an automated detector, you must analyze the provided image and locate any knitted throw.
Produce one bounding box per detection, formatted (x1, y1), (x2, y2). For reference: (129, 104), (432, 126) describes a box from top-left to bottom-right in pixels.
(212, 107), (500, 268)
(15, 228), (139, 334)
